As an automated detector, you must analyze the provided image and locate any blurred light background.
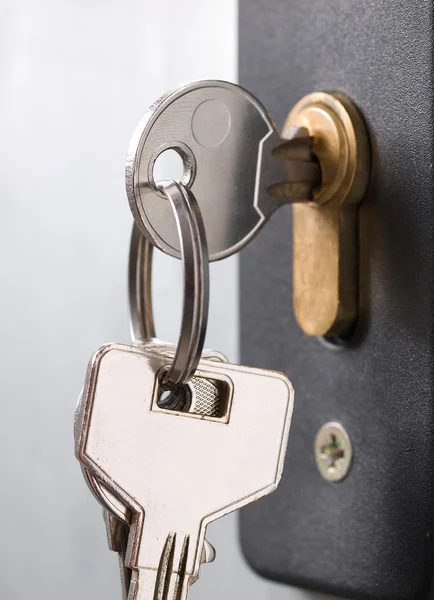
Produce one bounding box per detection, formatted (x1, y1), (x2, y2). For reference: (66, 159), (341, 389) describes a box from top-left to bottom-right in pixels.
(0, 1), (329, 598)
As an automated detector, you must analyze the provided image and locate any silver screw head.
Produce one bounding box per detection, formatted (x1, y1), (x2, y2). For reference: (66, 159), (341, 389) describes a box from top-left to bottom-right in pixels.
(314, 422), (353, 482)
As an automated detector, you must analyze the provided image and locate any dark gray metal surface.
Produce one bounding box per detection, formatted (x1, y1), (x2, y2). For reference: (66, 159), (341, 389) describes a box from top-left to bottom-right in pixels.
(239, 1), (434, 598)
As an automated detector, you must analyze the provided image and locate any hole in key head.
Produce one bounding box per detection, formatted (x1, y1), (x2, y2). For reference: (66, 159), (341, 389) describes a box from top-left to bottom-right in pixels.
(153, 149), (184, 183)
(157, 380), (192, 412)
(150, 145), (196, 191)
(156, 371), (231, 419)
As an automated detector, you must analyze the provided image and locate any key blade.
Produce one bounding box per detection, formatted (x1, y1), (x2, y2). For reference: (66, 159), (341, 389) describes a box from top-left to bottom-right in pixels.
(104, 512), (132, 600)
(258, 126), (319, 221)
(129, 533), (190, 600)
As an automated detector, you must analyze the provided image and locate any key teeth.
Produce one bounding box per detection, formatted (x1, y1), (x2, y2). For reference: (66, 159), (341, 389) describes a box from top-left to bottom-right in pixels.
(154, 533), (176, 600)
(172, 535), (189, 600)
(118, 551), (133, 600)
(267, 181), (315, 201)
(151, 533), (190, 600)
(272, 128), (314, 162)
(107, 515), (211, 600)
(268, 126), (321, 201)
(103, 512), (132, 600)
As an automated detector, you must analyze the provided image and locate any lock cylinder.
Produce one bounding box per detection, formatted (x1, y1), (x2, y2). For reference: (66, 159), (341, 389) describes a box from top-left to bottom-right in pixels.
(282, 92), (371, 337)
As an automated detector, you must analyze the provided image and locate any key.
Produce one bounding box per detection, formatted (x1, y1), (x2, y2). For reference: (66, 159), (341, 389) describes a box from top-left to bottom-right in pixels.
(76, 344), (292, 598)
(126, 80), (319, 261)
(80, 343), (228, 518)
(81, 344), (226, 593)
(81, 343), (227, 598)
(75, 343), (293, 599)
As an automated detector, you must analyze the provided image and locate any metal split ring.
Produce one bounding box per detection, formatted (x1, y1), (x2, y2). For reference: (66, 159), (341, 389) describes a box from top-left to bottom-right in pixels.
(128, 180), (209, 386)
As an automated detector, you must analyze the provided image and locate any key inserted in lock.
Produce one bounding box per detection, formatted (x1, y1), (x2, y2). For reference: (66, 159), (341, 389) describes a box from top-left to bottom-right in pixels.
(126, 80), (320, 262)
(126, 81), (370, 338)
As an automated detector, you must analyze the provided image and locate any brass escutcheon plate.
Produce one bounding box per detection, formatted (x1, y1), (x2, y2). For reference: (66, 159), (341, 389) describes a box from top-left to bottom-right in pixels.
(282, 92), (370, 337)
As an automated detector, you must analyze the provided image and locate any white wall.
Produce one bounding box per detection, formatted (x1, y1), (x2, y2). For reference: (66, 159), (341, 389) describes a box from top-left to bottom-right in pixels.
(0, 1), (331, 598)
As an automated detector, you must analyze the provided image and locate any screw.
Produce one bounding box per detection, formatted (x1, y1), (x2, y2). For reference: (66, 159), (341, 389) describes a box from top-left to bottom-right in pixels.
(314, 422), (352, 482)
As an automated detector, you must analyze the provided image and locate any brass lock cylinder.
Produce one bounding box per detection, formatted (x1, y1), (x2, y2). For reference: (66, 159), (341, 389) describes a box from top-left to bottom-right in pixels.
(283, 92), (370, 337)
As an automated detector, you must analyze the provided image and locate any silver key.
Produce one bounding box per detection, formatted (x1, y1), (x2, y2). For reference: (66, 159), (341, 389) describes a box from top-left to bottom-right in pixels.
(75, 343), (293, 599)
(80, 343), (228, 519)
(126, 80), (318, 261)
(82, 344), (227, 598)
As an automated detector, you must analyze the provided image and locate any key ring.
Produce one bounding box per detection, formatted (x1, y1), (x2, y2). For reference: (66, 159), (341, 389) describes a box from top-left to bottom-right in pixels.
(128, 222), (155, 344)
(128, 180), (209, 386)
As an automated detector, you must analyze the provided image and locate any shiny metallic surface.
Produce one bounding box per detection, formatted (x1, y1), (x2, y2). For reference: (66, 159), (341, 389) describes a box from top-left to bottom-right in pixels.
(84, 344), (226, 594)
(189, 377), (221, 417)
(153, 181), (209, 386)
(314, 422), (353, 482)
(103, 504), (215, 600)
(128, 219), (223, 415)
(126, 80), (319, 261)
(75, 343), (294, 600)
(128, 223), (155, 344)
(104, 512), (131, 600)
(82, 346), (228, 529)
(128, 223), (228, 365)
